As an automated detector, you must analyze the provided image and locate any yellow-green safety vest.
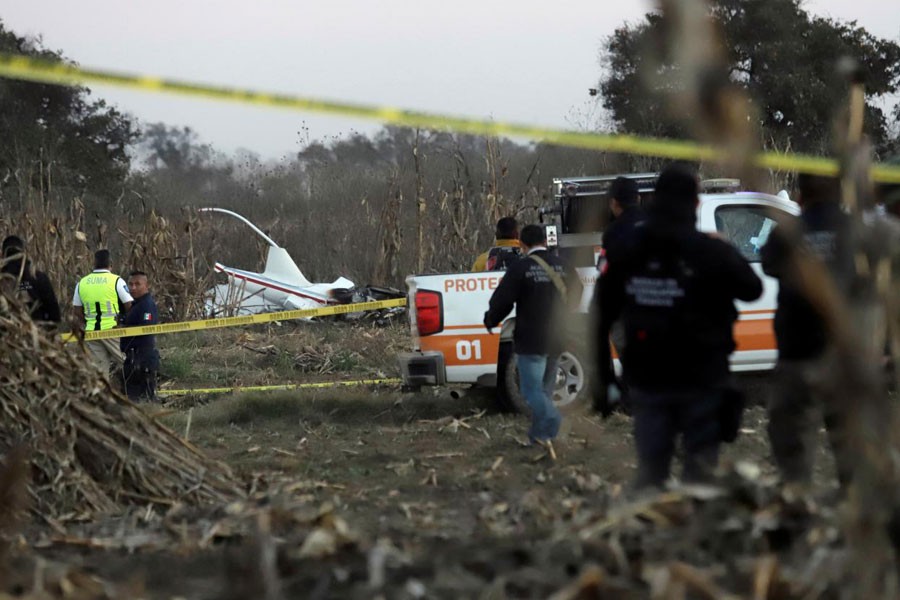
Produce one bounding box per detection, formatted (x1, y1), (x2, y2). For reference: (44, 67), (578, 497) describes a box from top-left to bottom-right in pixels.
(78, 272), (123, 331)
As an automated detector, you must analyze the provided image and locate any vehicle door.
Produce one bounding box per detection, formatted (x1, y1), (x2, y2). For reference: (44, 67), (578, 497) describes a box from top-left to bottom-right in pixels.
(698, 195), (799, 370)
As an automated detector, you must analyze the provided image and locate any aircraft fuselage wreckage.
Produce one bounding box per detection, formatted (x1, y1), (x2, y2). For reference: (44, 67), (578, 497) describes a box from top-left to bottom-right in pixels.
(200, 208), (402, 318)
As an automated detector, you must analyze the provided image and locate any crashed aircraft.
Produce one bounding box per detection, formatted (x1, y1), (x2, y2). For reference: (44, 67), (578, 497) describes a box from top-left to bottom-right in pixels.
(201, 208), (401, 317)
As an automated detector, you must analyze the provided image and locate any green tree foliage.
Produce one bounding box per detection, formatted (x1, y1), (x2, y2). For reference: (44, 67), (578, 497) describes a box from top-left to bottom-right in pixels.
(0, 21), (138, 209)
(598, 0), (900, 155)
(139, 123), (215, 173)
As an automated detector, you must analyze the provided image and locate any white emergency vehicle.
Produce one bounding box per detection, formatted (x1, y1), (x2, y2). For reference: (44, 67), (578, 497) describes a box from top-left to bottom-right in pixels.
(398, 174), (799, 411)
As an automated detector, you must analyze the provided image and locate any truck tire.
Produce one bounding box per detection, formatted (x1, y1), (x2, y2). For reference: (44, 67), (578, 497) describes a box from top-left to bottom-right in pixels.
(501, 345), (590, 415)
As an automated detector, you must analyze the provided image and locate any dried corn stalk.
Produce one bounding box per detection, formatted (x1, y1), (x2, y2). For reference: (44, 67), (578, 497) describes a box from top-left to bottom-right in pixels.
(0, 291), (242, 519)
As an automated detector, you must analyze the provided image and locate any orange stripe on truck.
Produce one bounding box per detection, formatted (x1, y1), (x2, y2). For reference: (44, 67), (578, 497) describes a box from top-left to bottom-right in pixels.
(733, 318), (776, 351)
(420, 333), (501, 367)
(422, 316), (776, 365)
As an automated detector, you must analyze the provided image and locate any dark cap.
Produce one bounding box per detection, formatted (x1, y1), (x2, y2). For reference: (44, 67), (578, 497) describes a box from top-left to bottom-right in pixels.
(609, 177), (639, 206)
(650, 163), (700, 225)
(656, 163), (698, 202)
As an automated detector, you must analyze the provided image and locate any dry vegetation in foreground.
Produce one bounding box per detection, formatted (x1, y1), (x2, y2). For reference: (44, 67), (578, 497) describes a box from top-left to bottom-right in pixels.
(5, 307), (859, 599)
(3, 292), (864, 599)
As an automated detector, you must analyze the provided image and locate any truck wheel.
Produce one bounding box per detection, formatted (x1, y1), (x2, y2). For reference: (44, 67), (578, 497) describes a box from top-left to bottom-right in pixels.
(502, 347), (589, 415)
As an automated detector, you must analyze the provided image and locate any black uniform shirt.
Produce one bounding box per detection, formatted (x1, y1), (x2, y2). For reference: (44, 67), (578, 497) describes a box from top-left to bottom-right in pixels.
(484, 249), (581, 355)
(601, 205), (646, 266)
(597, 222), (763, 391)
(120, 293), (159, 354)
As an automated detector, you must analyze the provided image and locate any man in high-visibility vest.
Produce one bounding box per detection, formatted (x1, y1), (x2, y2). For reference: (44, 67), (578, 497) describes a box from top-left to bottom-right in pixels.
(72, 249), (133, 374)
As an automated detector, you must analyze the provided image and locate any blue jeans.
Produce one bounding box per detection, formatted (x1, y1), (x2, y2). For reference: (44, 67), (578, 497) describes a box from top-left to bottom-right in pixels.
(516, 354), (562, 442)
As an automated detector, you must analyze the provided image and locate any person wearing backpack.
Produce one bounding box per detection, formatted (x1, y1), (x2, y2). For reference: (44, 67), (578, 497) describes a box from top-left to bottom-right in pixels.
(472, 217), (522, 272)
(484, 224), (581, 449)
(594, 164), (762, 489)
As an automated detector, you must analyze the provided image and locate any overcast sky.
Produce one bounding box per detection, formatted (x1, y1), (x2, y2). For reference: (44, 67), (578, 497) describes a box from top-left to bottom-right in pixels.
(2, 0), (898, 160)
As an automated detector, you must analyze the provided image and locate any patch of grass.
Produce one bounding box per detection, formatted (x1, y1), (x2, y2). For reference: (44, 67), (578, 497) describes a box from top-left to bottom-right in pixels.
(162, 392), (310, 431)
(153, 321), (406, 391)
(332, 350), (361, 372)
(159, 387), (493, 434)
(160, 347), (194, 380)
(161, 331), (203, 351)
(272, 350), (298, 378)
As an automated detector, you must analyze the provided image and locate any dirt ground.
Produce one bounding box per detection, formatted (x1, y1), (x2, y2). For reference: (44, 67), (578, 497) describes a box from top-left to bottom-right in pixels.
(14, 319), (845, 599)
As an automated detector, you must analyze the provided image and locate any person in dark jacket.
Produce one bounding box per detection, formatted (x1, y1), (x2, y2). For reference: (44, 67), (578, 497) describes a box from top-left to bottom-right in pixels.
(595, 164), (763, 489)
(599, 176), (646, 268)
(760, 174), (857, 487)
(484, 224), (581, 444)
(595, 177), (647, 408)
(120, 271), (160, 401)
(1, 235), (61, 326)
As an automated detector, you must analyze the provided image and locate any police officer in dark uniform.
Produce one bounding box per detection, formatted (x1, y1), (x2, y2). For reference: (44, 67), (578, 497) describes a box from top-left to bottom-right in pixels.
(595, 164), (763, 489)
(1, 235), (61, 325)
(596, 177), (647, 407)
(760, 174), (857, 487)
(599, 176), (646, 268)
(120, 270), (160, 401)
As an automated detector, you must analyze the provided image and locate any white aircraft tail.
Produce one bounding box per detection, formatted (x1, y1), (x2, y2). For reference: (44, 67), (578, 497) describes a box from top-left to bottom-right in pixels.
(263, 246), (313, 288)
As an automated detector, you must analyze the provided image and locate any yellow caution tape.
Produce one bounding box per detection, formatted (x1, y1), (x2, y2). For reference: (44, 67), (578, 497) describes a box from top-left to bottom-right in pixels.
(63, 297), (406, 342)
(157, 377), (402, 397)
(1, 54), (899, 184)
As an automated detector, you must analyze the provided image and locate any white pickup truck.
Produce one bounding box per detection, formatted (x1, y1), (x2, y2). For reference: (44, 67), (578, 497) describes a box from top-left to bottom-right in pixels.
(398, 175), (799, 411)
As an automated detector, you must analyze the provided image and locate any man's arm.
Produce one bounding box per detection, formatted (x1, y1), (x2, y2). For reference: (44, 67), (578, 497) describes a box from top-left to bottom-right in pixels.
(484, 263), (522, 331)
(121, 302), (140, 327)
(760, 224), (791, 279)
(115, 277), (134, 324)
(718, 241), (763, 302)
(594, 262), (626, 397)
